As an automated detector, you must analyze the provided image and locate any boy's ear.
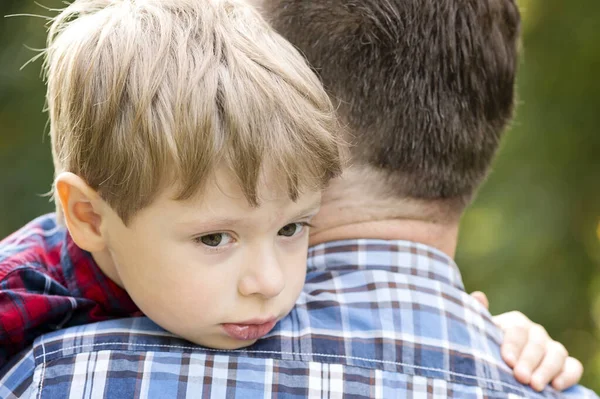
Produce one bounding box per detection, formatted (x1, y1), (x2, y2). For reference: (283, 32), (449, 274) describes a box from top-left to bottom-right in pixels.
(55, 172), (106, 252)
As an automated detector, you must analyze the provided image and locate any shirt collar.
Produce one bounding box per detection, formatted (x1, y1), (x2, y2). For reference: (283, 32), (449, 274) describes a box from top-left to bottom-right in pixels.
(307, 238), (465, 291)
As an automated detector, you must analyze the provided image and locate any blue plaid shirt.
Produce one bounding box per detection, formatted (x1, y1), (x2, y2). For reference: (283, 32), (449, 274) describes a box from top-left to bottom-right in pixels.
(0, 239), (596, 398)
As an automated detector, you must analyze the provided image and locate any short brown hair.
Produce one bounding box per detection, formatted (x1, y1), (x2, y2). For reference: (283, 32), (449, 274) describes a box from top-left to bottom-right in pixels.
(265, 0), (521, 205)
(45, 0), (343, 223)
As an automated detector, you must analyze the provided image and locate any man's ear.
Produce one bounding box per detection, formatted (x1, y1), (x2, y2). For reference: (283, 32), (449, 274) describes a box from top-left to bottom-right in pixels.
(55, 172), (107, 252)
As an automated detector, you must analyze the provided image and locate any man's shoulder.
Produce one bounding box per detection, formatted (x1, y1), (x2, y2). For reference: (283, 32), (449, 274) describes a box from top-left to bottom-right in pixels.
(0, 213), (63, 280)
(3, 318), (597, 399)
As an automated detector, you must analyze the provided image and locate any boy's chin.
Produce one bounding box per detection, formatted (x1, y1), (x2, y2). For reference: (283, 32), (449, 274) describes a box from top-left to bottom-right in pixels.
(184, 333), (259, 350)
(215, 338), (258, 350)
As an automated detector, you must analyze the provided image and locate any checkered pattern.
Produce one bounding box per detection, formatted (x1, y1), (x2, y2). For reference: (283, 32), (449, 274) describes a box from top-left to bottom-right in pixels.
(1, 239), (597, 398)
(0, 214), (141, 370)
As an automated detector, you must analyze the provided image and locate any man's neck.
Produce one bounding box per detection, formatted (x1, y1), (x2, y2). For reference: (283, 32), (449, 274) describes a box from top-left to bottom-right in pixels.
(309, 218), (459, 258)
(308, 171), (461, 258)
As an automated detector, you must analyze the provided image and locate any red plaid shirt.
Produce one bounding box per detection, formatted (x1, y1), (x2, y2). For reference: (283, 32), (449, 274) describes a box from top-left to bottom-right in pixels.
(0, 214), (141, 370)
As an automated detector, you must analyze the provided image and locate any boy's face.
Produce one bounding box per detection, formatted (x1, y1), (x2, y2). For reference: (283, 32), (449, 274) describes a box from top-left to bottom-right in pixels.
(96, 168), (321, 349)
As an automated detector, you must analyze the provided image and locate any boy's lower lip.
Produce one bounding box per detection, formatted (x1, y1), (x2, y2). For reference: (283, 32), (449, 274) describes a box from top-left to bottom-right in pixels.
(221, 319), (277, 341)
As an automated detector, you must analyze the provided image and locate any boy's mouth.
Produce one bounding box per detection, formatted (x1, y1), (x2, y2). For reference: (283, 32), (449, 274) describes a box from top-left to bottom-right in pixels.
(221, 318), (277, 341)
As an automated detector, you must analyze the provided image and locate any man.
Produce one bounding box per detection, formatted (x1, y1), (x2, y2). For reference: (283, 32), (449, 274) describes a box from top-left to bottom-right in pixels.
(0, 0), (596, 397)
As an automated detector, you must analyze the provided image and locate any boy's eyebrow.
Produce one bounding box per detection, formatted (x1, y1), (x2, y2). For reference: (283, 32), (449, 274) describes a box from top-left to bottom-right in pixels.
(177, 200), (321, 232)
(176, 217), (246, 232)
(290, 200), (322, 221)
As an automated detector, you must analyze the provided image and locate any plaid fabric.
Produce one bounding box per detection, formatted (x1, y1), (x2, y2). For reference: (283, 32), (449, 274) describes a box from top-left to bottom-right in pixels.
(1, 239), (597, 398)
(0, 214), (141, 370)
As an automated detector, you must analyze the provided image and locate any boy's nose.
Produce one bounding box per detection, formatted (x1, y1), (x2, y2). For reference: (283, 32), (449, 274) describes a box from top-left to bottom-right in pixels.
(238, 249), (285, 299)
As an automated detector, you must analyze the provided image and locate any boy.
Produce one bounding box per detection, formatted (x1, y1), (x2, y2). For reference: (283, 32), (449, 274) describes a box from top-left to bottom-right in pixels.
(0, 0), (342, 367)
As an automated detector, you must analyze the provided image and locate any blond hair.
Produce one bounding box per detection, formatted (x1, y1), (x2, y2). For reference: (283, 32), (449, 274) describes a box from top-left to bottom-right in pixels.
(45, 0), (343, 224)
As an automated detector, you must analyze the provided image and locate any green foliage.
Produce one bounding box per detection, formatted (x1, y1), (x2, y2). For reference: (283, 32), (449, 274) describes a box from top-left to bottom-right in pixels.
(0, 0), (598, 391)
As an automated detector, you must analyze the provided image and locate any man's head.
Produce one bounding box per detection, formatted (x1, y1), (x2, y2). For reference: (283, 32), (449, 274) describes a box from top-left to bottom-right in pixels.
(263, 0), (521, 218)
(45, 0), (342, 348)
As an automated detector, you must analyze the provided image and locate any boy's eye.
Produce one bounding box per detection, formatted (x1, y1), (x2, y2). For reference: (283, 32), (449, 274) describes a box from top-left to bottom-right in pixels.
(278, 223), (307, 237)
(197, 232), (233, 247)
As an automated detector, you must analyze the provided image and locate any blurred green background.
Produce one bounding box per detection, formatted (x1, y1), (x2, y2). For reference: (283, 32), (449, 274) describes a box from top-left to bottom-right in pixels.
(1, 0), (599, 391)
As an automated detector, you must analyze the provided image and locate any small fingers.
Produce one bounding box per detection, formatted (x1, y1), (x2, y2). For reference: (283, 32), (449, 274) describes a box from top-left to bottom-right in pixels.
(492, 311), (578, 392)
(552, 357), (584, 391)
(530, 341), (569, 391)
(513, 324), (549, 384)
(500, 323), (529, 367)
(471, 291), (489, 309)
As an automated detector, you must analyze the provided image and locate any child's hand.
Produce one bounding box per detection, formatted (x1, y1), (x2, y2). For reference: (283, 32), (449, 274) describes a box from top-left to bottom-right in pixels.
(471, 291), (583, 392)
